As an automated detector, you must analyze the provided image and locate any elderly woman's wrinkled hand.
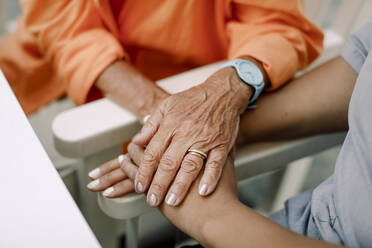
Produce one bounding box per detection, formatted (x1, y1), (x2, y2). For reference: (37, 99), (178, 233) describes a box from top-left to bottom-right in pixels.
(131, 67), (253, 207)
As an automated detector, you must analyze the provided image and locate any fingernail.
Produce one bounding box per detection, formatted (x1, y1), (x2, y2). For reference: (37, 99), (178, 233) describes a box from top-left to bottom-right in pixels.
(136, 181), (144, 193)
(148, 193), (158, 206)
(103, 186), (115, 197)
(143, 114), (151, 123)
(87, 179), (100, 189)
(118, 154), (125, 164)
(88, 168), (101, 179)
(199, 183), (208, 196)
(166, 193), (177, 206)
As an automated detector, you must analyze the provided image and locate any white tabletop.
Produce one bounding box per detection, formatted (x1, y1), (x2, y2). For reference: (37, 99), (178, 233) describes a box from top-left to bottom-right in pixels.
(0, 71), (100, 248)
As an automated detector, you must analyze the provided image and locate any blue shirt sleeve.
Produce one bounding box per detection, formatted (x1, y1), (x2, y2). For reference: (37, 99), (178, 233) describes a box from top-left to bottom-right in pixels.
(341, 21), (372, 73)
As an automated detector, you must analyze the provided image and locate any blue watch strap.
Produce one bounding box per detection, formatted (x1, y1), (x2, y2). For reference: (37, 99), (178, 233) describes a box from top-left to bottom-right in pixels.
(219, 59), (265, 105)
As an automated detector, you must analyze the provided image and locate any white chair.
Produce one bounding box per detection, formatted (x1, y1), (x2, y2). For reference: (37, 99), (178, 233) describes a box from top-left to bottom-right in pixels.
(52, 1), (371, 247)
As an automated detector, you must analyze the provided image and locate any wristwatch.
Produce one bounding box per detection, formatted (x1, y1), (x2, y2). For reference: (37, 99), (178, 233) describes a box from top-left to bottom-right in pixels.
(219, 59), (265, 105)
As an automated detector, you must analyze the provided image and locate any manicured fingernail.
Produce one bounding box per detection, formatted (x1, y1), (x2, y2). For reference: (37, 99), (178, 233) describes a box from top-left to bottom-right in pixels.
(87, 179), (100, 189)
(103, 186), (115, 197)
(136, 181), (144, 193)
(118, 154), (125, 164)
(148, 193), (158, 206)
(143, 114), (151, 123)
(199, 183), (208, 196)
(88, 168), (101, 179)
(166, 193), (177, 206)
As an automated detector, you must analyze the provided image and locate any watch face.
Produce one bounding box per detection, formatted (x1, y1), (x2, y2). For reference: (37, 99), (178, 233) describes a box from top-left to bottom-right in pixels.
(238, 62), (264, 86)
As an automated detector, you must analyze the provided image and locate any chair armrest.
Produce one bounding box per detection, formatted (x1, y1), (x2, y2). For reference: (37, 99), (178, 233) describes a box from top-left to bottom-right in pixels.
(98, 132), (346, 220)
(52, 62), (223, 158)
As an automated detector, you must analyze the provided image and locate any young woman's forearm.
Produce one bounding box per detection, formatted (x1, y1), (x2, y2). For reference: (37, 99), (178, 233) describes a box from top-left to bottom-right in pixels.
(201, 201), (341, 248)
(238, 57), (358, 144)
(95, 60), (169, 119)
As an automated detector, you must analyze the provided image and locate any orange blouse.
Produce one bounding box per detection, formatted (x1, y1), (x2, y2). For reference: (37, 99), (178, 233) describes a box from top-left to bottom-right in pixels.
(0, 0), (323, 114)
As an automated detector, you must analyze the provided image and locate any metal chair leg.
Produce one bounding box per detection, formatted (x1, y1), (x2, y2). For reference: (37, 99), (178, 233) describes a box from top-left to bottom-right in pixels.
(126, 217), (140, 248)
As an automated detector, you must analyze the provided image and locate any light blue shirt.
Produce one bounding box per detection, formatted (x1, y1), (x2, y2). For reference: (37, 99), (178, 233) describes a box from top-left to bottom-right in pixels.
(271, 21), (372, 248)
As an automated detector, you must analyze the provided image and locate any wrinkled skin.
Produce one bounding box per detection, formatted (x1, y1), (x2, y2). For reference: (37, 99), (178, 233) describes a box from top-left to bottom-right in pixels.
(130, 67), (253, 207)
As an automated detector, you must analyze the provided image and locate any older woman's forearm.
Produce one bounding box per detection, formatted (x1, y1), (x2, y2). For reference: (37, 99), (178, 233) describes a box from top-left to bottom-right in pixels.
(238, 56), (357, 145)
(96, 60), (169, 120)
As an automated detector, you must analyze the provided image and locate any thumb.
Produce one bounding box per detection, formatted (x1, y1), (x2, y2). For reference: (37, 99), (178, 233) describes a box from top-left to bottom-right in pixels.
(132, 108), (163, 146)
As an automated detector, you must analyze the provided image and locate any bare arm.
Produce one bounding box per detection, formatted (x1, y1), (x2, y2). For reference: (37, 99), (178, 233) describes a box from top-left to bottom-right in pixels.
(199, 198), (341, 248)
(155, 151), (341, 248)
(95, 60), (169, 121)
(238, 56), (358, 144)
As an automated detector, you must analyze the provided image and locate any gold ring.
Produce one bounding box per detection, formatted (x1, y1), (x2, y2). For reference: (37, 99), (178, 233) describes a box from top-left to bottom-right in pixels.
(187, 148), (208, 160)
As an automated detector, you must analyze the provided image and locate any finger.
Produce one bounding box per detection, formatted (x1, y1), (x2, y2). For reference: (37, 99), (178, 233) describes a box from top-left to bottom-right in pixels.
(102, 179), (135, 198)
(165, 152), (204, 206)
(119, 154), (139, 180)
(198, 148), (228, 196)
(132, 108), (163, 146)
(88, 155), (124, 180)
(146, 140), (189, 207)
(134, 125), (173, 194)
(127, 142), (145, 165)
(87, 168), (127, 192)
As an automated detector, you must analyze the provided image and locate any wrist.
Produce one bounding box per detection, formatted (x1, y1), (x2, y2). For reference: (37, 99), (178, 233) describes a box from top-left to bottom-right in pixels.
(211, 67), (255, 114)
(137, 88), (169, 118)
(95, 60), (169, 118)
(216, 56), (269, 114)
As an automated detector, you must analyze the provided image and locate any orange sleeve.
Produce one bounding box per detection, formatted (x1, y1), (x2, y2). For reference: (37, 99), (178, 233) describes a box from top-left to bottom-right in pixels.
(19, 0), (127, 105)
(227, 0), (324, 90)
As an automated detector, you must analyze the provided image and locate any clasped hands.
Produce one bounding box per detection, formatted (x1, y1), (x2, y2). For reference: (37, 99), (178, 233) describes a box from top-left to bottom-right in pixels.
(88, 67), (253, 207)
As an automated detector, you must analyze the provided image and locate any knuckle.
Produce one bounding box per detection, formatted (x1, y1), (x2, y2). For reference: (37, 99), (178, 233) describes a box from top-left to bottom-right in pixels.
(127, 143), (136, 153)
(217, 141), (229, 150)
(118, 180), (133, 190)
(100, 173), (113, 185)
(159, 155), (177, 172)
(136, 170), (149, 182)
(120, 161), (132, 173)
(172, 181), (188, 193)
(207, 160), (221, 170)
(145, 120), (157, 131)
(161, 98), (174, 112)
(181, 158), (200, 174)
(142, 150), (157, 166)
(151, 182), (166, 193)
(119, 162), (129, 173)
(210, 149), (227, 162)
